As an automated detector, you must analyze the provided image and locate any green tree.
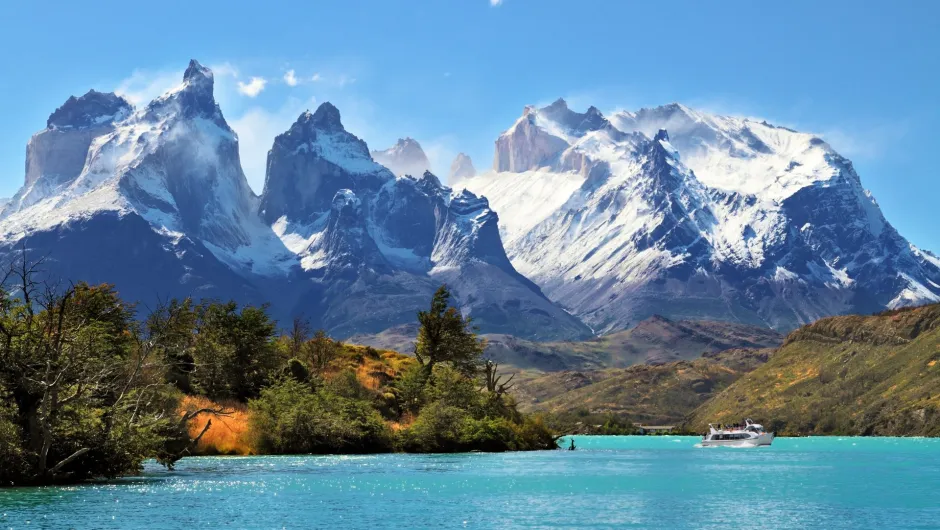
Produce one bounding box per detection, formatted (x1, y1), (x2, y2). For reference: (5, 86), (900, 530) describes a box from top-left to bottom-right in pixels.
(307, 330), (340, 375)
(0, 255), (180, 485)
(414, 285), (485, 380)
(190, 301), (280, 401)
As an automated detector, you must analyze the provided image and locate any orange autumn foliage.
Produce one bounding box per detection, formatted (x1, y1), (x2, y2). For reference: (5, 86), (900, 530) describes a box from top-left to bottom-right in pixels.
(180, 395), (254, 455)
(179, 344), (415, 455)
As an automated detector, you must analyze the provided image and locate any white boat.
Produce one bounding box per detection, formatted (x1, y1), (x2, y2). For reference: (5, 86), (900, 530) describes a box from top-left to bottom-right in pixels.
(700, 419), (774, 447)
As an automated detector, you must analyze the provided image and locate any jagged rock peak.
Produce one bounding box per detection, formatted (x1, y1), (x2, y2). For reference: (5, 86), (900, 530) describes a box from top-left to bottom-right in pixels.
(183, 59), (213, 85)
(371, 137), (430, 177)
(646, 128), (681, 166)
(545, 97), (569, 111)
(373, 137), (427, 159)
(46, 90), (133, 129)
(285, 102), (348, 137)
(418, 170), (444, 190)
(146, 59), (220, 121)
(449, 188), (490, 215)
(537, 97), (609, 135)
(307, 102), (344, 132)
(394, 137), (422, 150)
(449, 153), (476, 180)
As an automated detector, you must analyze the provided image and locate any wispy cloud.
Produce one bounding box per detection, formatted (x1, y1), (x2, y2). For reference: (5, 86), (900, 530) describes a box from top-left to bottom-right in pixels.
(115, 68), (183, 106)
(311, 73), (322, 82)
(283, 69), (298, 87)
(490, 0), (503, 5)
(422, 135), (460, 183)
(237, 77), (267, 97)
(820, 121), (911, 162)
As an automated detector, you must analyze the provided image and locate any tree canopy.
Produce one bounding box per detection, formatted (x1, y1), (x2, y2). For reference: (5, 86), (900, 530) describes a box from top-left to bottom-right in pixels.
(413, 285), (485, 379)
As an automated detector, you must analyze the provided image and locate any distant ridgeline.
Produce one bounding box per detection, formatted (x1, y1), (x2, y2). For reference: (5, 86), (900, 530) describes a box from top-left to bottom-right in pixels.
(685, 303), (940, 436)
(515, 304), (940, 438)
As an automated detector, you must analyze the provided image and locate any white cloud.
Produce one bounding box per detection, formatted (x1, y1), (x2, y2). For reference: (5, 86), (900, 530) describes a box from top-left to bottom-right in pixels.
(422, 135), (460, 183)
(311, 73), (322, 82)
(115, 69), (183, 106)
(283, 69), (298, 87)
(490, 0), (503, 5)
(820, 122), (910, 162)
(237, 77), (267, 97)
(211, 62), (240, 79)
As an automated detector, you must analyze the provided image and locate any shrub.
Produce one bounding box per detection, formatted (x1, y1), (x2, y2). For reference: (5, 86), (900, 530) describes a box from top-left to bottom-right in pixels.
(400, 402), (470, 452)
(249, 379), (392, 454)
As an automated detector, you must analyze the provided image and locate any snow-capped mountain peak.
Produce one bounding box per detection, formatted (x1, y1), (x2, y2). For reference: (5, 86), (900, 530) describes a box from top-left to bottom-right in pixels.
(610, 103), (845, 202)
(259, 103), (392, 225)
(0, 60), (295, 276)
(465, 100), (940, 332)
(370, 137), (431, 177)
(144, 59), (223, 124)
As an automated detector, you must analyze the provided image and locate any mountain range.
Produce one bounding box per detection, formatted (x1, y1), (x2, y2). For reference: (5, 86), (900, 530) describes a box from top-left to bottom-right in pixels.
(457, 99), (940, 333)
(1, 59), (937, 341)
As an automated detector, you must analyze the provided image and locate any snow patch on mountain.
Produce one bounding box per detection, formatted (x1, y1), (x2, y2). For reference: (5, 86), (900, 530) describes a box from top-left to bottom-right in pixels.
(0, 60), (297, 277)
(464, 99), (940, 332)
(454, 169), (586, 246)
(611, 104), (843, 202)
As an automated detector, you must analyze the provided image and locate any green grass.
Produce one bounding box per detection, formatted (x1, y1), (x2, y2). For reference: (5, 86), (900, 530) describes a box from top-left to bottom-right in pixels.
(514, 349), (772, 426)
(685, 304), (940, 436)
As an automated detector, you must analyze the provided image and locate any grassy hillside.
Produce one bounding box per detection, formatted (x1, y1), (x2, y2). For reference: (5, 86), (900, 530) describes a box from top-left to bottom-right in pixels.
(350, 316), (781, 372)
(514, 348), (773, 425)
(685, 304), (940, 436)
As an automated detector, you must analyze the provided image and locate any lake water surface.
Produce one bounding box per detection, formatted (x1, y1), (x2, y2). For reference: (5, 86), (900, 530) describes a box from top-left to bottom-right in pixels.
(2, 436), (939, 529)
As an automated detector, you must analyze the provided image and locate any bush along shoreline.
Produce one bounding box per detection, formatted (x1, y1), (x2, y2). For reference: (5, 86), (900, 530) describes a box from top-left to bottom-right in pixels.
(0, 254), (557, 487)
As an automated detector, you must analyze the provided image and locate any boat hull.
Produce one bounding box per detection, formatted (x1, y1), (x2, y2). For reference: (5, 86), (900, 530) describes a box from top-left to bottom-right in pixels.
(700, 433), (774, 447)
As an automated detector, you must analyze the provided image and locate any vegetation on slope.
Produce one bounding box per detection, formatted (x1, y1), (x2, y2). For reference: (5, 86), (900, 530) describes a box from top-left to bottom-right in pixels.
(685, 304), (940, 436)
(351, 315), (782, 372)
(515, 348), (773, 427)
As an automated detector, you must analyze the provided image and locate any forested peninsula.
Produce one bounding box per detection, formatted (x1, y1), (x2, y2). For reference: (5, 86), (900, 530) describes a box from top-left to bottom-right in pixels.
(0, 257), (556, 487)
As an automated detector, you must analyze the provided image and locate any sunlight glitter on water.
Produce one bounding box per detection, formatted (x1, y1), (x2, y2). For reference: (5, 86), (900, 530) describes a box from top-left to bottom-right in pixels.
(1, 437), (939, 529)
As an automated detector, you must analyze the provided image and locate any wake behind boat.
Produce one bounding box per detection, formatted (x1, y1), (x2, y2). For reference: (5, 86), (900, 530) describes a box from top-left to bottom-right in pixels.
(701, 419), (774, 447)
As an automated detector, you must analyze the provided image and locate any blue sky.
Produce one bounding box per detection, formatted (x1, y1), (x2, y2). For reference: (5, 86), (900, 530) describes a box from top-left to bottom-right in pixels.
(2, 0), (938, 250)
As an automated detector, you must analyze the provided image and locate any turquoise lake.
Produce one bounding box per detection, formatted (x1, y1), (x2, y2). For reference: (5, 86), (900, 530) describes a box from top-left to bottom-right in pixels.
(2, 436), (939, 529)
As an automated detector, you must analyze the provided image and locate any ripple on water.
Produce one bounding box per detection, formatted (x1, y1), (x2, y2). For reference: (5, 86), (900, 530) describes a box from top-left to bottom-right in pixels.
(1, 437), (939, 529)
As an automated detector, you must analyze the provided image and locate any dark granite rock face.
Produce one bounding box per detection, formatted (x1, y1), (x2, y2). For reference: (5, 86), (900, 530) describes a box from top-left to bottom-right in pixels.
(257, 102), (593, 339)
(47, 90), (133, 129)
(259, 104), (391, 225)
(4, 92), (134, 216)
(144, 59), (227, 126)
